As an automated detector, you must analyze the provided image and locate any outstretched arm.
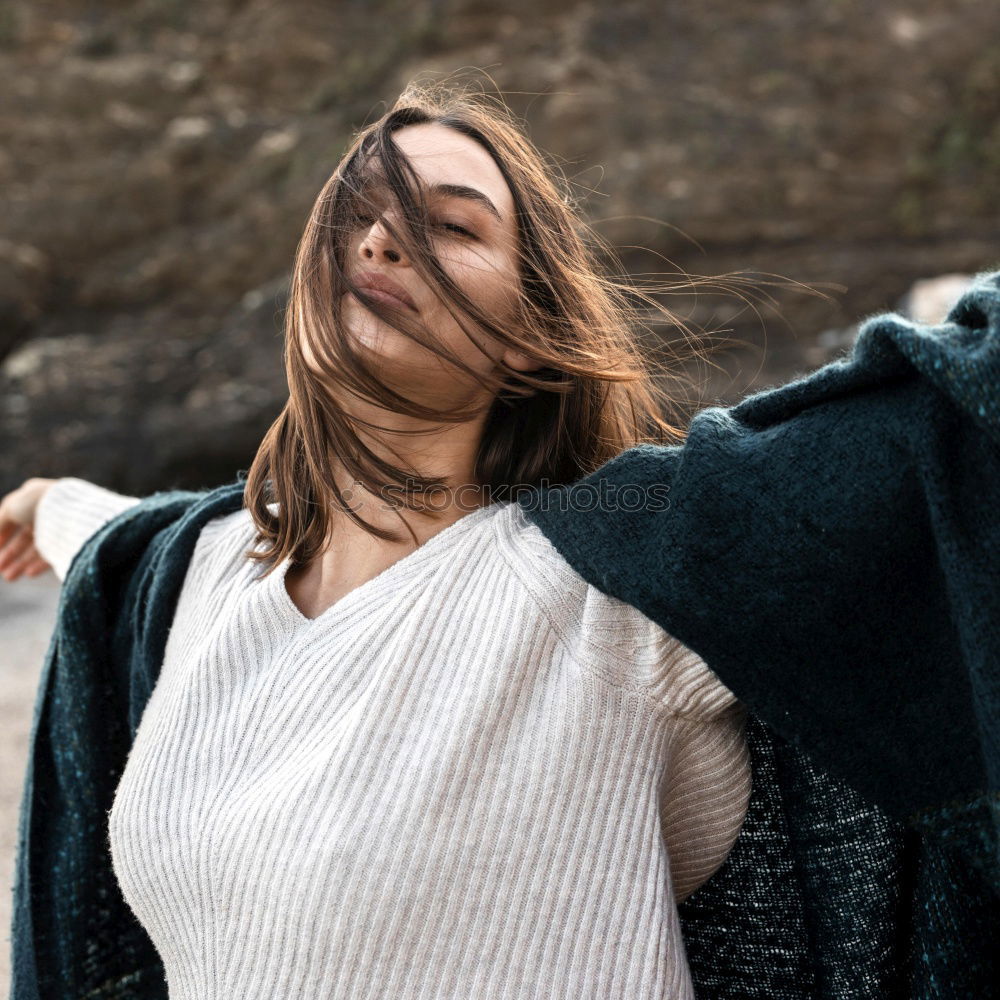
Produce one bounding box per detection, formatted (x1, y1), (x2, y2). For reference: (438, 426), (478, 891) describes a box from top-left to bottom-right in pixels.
(34, 477), (143, 582)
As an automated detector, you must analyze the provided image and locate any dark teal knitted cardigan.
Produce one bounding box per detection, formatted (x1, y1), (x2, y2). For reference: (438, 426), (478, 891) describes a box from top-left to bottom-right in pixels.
(11, 270), (1000, 999)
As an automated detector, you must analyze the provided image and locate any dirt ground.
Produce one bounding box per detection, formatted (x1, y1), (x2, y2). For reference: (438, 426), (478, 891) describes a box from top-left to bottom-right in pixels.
(0, 571), (61, 993)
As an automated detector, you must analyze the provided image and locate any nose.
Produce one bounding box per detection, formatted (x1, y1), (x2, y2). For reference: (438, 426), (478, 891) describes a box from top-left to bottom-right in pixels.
(359, 211), (406, 265)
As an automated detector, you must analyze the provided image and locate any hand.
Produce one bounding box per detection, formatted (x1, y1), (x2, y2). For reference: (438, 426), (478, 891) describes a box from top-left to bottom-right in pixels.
(0, 477), (59, 581)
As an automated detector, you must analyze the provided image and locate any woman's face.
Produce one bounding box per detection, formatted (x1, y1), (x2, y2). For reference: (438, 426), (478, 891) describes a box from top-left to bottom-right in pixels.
(337, 121), (536, 406)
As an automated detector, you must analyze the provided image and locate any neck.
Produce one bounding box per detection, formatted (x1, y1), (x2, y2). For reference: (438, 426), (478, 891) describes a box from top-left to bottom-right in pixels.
(327, 391), (494, 539)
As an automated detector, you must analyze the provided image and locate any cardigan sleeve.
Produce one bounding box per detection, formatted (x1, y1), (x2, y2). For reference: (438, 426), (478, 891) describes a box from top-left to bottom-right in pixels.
(34, 476), (143, 582)
(518, 268), (1000, 831)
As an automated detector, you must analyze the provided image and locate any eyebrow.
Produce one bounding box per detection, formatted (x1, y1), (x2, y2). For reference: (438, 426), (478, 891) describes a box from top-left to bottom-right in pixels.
(360, 176), (503, 224)
(428, 182), (504, 224)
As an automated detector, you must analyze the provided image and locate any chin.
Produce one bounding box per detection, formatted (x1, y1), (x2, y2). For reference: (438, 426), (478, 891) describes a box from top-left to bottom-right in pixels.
(346, 314), (426, 360)
(348, 320), (401, 358)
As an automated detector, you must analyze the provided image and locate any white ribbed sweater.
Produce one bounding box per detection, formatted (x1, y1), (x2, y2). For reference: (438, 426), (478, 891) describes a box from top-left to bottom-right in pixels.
(34, 476), (751, 1000)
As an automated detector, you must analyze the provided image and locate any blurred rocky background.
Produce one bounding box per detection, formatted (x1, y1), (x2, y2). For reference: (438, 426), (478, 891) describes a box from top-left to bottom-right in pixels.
(2, 0), (999, 497)
(1, 0), (998, 984)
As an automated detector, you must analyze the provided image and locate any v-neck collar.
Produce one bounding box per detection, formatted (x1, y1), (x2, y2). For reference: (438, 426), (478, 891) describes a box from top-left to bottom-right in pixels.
(266, 499), (512, 627)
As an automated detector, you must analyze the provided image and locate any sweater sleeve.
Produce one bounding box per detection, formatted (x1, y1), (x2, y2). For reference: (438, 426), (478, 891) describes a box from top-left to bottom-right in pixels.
(650, 639), (752, 903)
(659, 703), (751, 903)
(34, 477), (143, 583)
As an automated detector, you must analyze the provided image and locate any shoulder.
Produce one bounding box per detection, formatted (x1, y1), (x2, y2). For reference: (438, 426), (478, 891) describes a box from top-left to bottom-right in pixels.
(494, 502), (739, 718)
(178, 502), (266, 593)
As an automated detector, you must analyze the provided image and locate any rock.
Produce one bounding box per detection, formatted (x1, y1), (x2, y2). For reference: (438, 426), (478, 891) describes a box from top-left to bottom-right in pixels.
(0, 276), (290, 495)
(0, 240), (51, 362)
(803, 271), (977, 370)
(1, 0), (997, 494)
(897, 273), (974, 325)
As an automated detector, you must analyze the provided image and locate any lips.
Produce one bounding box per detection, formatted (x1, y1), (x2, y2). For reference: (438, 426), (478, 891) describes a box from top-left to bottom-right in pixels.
(352, 270), (418, 312)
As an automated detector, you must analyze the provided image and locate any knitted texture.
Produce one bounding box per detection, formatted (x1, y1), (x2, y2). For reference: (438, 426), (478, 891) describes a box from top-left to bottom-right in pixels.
(14, 479), (750, 999)
(11, 267), (999, 999)
(520, 267), (1000, 996)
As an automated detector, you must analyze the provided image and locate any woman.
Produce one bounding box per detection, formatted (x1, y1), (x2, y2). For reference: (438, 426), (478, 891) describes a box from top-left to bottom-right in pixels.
(1, 81), (758, 998)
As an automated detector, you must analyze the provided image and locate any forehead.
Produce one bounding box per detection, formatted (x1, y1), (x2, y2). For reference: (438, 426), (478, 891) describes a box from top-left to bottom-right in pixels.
(365, 122), (515, 224)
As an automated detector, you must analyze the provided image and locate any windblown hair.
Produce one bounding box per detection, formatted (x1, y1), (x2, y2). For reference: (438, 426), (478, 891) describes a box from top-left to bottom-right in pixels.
(241, 76), (792, 577)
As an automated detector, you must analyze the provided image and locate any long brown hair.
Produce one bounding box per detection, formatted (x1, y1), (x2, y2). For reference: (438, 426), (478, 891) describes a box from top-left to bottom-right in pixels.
(241, 77), (801, 577)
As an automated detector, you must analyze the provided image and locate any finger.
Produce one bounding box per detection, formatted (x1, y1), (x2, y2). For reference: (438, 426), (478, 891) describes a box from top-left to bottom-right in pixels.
(0, 530), (32, 571)
(0, 537), (37, 575)
(2, 549), (39, 580)
(25, 557), (52, 577)
(18, 555), (51, 577)
(0, 521), (23, 551)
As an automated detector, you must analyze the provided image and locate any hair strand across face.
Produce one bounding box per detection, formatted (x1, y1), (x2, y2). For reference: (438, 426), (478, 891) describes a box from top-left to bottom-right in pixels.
(239, 75), (828, 573)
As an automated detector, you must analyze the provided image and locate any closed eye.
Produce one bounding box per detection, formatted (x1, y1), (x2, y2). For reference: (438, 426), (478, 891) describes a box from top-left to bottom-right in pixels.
(437, 221), (475, 238)
(352, 212), (474, 239)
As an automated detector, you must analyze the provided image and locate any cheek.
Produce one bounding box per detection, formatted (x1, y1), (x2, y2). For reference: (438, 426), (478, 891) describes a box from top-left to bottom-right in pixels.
(447, 249), (519, 323)
(443, 267), (522, 366)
